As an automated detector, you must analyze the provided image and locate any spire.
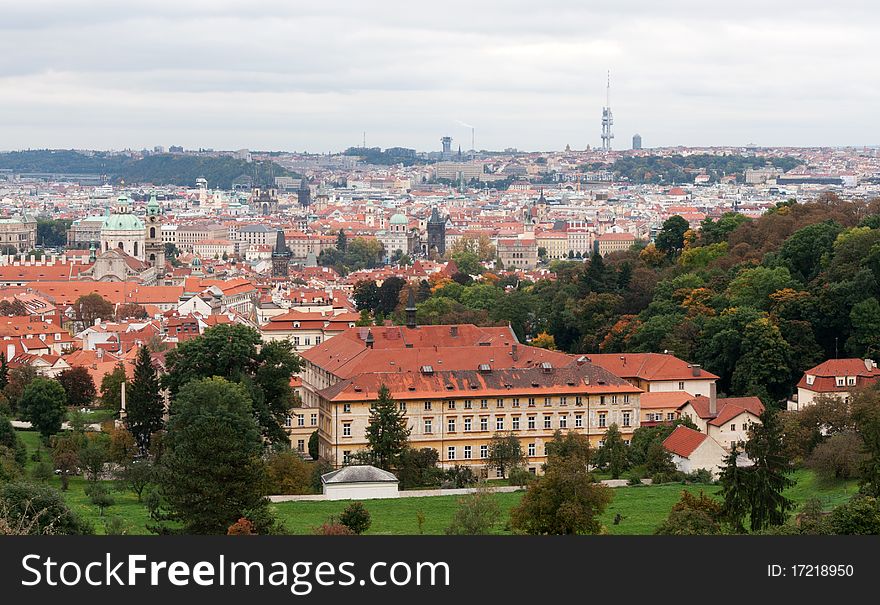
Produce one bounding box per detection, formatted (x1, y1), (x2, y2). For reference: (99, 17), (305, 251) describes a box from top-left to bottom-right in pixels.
(405, 287), (417, 329)
(365, 328), (375, 348)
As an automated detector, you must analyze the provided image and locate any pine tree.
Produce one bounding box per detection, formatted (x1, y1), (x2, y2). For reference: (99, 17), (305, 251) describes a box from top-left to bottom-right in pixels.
(744, 406), (795, 531)
(126, 346), (164, 454)
(595, 423), (630, 479)
(0, 352), (8, 391)
(718, 443), (751, 533)
(363, 384), (410, 471)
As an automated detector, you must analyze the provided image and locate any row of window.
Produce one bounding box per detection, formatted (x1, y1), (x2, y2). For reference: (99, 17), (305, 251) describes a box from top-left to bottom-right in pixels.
(292, 336), (322, 347)
(645, 412), (677, 422)
(340, 395), (631, 415)
(286, 413), (318, 428)
(338, 412), (633, 437)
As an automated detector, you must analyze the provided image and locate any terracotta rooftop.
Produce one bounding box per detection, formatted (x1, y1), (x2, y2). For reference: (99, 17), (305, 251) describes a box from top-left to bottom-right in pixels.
(663, 425), (707, 458)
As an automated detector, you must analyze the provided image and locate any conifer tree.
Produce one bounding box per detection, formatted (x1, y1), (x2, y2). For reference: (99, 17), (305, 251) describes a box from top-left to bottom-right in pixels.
(363, 384), (410, 471)
(126, 346), (164, 454)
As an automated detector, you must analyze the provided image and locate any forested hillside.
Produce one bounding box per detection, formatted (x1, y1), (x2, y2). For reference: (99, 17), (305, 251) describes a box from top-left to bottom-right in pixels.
(0, 150), (293, 189)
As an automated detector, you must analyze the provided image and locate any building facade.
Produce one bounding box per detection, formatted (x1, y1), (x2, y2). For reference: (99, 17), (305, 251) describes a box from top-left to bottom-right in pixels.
(0, 215), (37, 252)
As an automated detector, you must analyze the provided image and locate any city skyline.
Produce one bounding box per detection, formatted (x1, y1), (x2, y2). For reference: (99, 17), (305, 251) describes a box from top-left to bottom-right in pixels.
(1, 1), (878, 151)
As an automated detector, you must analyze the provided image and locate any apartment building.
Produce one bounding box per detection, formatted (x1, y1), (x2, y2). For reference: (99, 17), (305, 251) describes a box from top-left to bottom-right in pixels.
(292, 322), (641, 473)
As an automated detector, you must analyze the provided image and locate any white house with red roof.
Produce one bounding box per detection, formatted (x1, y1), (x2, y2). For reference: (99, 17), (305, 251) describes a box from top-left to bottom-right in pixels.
(677, 394), (764, 450)
(791, 358), (880, 411)
(662, 425), (728, 479)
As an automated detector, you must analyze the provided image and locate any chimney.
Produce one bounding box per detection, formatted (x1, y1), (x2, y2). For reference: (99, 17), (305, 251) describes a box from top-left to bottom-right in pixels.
(449, 325), (458, 337)
(709, 382), (717, 417)
(365, 329), (374, 349)
(511, 344), (519, 361)
(691, 364), (701, 377)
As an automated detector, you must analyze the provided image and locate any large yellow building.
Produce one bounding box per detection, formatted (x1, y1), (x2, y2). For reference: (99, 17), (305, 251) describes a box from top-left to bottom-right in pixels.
(291, 322), (641, 474)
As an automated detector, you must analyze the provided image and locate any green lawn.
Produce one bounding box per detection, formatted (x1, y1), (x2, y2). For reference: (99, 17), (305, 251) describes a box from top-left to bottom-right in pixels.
(12, 430), (859, 535)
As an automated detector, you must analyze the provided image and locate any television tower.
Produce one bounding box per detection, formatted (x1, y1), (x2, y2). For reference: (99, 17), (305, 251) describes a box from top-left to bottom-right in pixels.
(600, 70), (614, 151)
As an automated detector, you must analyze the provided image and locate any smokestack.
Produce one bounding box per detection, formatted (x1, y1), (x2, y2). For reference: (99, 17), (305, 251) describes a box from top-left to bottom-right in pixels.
(709, 382), (717, 417)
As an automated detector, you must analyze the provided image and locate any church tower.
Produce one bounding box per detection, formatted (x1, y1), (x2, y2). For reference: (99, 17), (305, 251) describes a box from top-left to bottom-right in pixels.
(426, 206), (446, 257)
(272, 230), (291, 278)
(145, 194), (165, 270)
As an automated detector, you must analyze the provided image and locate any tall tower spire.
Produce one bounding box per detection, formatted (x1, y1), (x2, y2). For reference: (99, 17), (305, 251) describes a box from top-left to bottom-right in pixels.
(601, 70), (614, 152)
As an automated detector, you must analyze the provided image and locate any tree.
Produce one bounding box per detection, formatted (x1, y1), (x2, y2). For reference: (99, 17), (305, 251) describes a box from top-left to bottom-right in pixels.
(445, 484), (501, 535)
(155, 377), (274, 534)
(336, 229), (348, 253)
(806, 432), (866, 481)
(847, 298), (880, 358)
(72, 293), (115, 329)
(352, 280), (380, 311)
(529, 332), (557, 350)
(308, 430), (319, 460)
(655, 215), (690, 255)
(57, 367), (96, 410)
(0, 353), (8, 392)
(121, 459), (154, 502)
(264, 450), (312, 495)
(362, 385), (410, 472)
(100, 362), (127, 411)
(655, 490), (724, 535)
(339, 501), (371, 534)
(397, 447), (442, 489)
(125, 346), (164, 453)
(78, 436), (109, 482)
(51, 435), (80, 491)
(0, 414), (26, 472)
(595, 424), (629, 479)
(3, 365), (38, 415)
(162, 324), (301, 445)
(107, 427), (137, 466)
(486, 432), (525, 479)
(720, 409), (795, 533)
(20, 378), (66, 440)
(509, 437), (611, 535)
(116, 303), (149, 320)
(827, 495), (880, 535)
(85, 482), (114, 516)
(0, 482), (91, 535)
(852, 389), (880, 497)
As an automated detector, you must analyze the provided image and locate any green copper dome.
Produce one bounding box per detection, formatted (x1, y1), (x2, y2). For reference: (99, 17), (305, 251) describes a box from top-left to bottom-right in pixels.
(390, 213), (408, 225)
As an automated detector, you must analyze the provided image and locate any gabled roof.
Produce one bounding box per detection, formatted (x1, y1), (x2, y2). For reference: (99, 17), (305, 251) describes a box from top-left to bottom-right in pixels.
(640, 391), (693, 409)
(586, 353), (719, 382)
(797, 358), (880, 393)
(681, 395), (764, 424)
(663, 426), (707, 458)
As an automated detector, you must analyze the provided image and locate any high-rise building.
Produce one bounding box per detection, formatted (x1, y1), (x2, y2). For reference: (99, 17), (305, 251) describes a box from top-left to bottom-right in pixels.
(632, 133), (642, 150)
(600, 71), (614, 151)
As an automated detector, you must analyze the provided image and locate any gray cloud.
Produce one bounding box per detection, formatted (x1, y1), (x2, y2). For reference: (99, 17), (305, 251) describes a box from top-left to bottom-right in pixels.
(0, 0), (877, 151)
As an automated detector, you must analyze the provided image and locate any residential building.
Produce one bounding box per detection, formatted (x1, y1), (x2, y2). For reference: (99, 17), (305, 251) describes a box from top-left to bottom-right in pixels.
(792, 358), (880, 410)
(586, 353), (718, 397)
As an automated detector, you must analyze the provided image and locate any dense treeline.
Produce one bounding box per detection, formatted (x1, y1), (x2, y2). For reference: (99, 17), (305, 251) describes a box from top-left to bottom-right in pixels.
(586, 154), (802, 184)
(360, 194), (880, 407)
(0, 150), (293, 189)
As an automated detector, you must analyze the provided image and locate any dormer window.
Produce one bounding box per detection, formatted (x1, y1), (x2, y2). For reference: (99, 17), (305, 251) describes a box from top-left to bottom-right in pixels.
(806, 374), (815, 386)
(835, 377), (845, 387)
(847, 377), (857, 386)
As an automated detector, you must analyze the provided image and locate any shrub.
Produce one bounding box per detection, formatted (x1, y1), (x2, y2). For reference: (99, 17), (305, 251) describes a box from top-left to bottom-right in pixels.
(227, 518), (256, 535)
(339, 502), (371, 534)
(443, 464), (477, 488)
(827, 495), (880, 535)
(264, 451), (312, 495)
(314, 522), (354, 535)
(685, 468), (714, 484)
(104, 516), (129, 535)
(0, 482), (91, 535)
(445, 485), (500, 535)
(508, 466), (534, 487)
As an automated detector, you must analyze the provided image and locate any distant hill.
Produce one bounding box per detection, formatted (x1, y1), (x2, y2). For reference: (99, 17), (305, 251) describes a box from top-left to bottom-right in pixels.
(0, 150), (295, 189)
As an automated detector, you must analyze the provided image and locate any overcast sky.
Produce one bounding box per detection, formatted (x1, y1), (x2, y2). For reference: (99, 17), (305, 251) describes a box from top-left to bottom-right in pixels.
(1, 0), (877, 152)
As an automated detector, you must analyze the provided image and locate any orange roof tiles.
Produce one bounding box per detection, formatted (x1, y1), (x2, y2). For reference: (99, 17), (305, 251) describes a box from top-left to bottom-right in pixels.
(586, 353), (719, 382)
(663, 426), (707, 458)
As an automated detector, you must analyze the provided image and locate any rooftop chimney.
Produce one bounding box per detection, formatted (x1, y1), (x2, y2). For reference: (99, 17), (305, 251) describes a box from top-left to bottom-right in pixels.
(511, 344), (519, 361)
(691, 364), (701, 377)
(365, 329), (374, 349)
(449, 325), (458, 337)
(709, 382), (717, 417)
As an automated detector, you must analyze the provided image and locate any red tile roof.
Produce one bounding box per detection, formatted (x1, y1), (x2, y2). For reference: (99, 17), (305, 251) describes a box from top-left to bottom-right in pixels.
(586, 353), (719, 382)
(681, 395), (764, 425)
(797, 358), (880, 393)
(640, 391), (693, 409)
(663, 425), (707, 458)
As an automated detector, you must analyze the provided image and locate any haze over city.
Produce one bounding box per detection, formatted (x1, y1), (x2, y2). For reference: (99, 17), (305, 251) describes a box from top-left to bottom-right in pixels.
(1, 0), (878, 151)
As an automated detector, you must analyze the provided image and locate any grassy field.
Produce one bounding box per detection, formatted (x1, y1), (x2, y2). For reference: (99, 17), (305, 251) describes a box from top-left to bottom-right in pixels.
(12, 430), (860, 535)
